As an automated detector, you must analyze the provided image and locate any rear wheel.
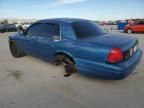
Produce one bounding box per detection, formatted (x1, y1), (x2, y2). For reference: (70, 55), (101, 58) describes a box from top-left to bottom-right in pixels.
(10, 42), (26, 58)
(55, 54), (76, 77)
(127, 29), (133, 34)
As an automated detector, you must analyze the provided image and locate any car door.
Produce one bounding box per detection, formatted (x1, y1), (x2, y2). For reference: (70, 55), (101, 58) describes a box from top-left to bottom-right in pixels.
(138, 21), (144, 32)
(35, 23), (60, 61)
(22, 23), (42, 55)
(133, 21), (144, 32)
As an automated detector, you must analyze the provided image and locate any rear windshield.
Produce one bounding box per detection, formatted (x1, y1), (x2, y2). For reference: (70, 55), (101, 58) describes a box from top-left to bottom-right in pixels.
(0, 25), (3, 27)
(71, 20), (105, 39)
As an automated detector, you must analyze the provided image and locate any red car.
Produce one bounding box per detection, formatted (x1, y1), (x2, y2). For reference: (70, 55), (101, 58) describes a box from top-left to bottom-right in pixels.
(124, 21), (144, 33)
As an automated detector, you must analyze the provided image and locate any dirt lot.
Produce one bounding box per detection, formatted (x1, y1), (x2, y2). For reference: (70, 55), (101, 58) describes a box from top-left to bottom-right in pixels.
(0, 30), (144, 108)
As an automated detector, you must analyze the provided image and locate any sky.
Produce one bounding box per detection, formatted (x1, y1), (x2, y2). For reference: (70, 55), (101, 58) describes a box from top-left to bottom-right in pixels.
(0, 0), (144, 21)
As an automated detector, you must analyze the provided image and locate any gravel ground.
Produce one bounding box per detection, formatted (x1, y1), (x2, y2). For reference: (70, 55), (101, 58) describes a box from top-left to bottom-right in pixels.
(0, 30), (144, 108)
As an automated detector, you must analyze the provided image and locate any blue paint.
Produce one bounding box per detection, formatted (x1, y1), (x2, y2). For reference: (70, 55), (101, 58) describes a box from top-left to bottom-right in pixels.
(9, 18), (142, 79)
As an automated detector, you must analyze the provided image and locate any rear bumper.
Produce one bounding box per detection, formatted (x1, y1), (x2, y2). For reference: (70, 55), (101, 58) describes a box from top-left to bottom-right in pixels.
(75, 49), (142, 79)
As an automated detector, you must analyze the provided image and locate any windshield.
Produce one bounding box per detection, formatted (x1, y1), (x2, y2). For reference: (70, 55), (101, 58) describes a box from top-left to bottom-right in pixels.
(71, 20), (105, 39)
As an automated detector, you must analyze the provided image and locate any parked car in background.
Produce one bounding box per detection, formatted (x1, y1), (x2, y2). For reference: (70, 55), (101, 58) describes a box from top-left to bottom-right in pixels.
(124, 20), (144, 33)
(0, 24), (5, 33)
(9, 18), (142, 79)
(15, 23), (21, 28)
(3, 24), (17, 32)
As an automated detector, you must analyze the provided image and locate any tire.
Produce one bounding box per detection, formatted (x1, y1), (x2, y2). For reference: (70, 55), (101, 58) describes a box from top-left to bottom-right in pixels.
(0, 30), (4, 33)
(55, 54), (76, 76)
(9, 42), (26, 58)
(127, 29), (133, 34)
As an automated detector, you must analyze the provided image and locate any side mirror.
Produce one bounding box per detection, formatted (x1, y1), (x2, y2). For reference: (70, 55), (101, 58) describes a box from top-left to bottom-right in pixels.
(18, 27), (26, 35)
(53, 35), (60, 41)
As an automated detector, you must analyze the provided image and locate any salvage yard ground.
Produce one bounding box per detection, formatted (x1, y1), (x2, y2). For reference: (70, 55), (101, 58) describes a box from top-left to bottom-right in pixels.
(0, 28), (144, 108)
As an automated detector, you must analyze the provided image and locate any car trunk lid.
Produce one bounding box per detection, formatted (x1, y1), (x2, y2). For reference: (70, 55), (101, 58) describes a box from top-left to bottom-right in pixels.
(82, 33), (137, 51)
(82, 33), (138, 61)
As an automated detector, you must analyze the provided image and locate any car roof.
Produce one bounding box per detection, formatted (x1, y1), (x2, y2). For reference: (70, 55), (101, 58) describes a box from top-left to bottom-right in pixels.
(36, 18), (89, 24)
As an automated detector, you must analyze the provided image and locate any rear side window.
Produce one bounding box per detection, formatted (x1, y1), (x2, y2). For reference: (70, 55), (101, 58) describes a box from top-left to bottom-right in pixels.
(71, 21), (105, 39)
(27, 23), (42, 36)
(39, 23), (60, 38)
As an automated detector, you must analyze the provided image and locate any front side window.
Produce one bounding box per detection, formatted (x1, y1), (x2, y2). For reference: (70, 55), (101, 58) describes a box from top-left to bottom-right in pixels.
(27, 23), (42, 36)
(71, 20), (105, 39)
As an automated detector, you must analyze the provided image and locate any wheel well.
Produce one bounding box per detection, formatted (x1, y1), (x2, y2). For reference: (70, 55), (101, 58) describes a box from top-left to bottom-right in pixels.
(127, 28), (133, 31)
(55, 52), (75, 64)
(9, 40), (14, 45)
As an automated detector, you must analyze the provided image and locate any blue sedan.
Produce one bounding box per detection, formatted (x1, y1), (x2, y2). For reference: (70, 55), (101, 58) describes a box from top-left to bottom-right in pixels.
(9, 18), (142, 79)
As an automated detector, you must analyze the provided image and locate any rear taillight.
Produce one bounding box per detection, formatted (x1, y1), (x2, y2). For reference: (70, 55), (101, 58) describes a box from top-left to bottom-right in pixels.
(107, 48), (123, 63)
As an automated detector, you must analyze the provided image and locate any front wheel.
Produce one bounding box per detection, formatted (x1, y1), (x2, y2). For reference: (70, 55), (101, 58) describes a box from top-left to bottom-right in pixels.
(9, 42), (26, 58)
(55, 54), (76, 77)
(127, 29), (133, 34)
